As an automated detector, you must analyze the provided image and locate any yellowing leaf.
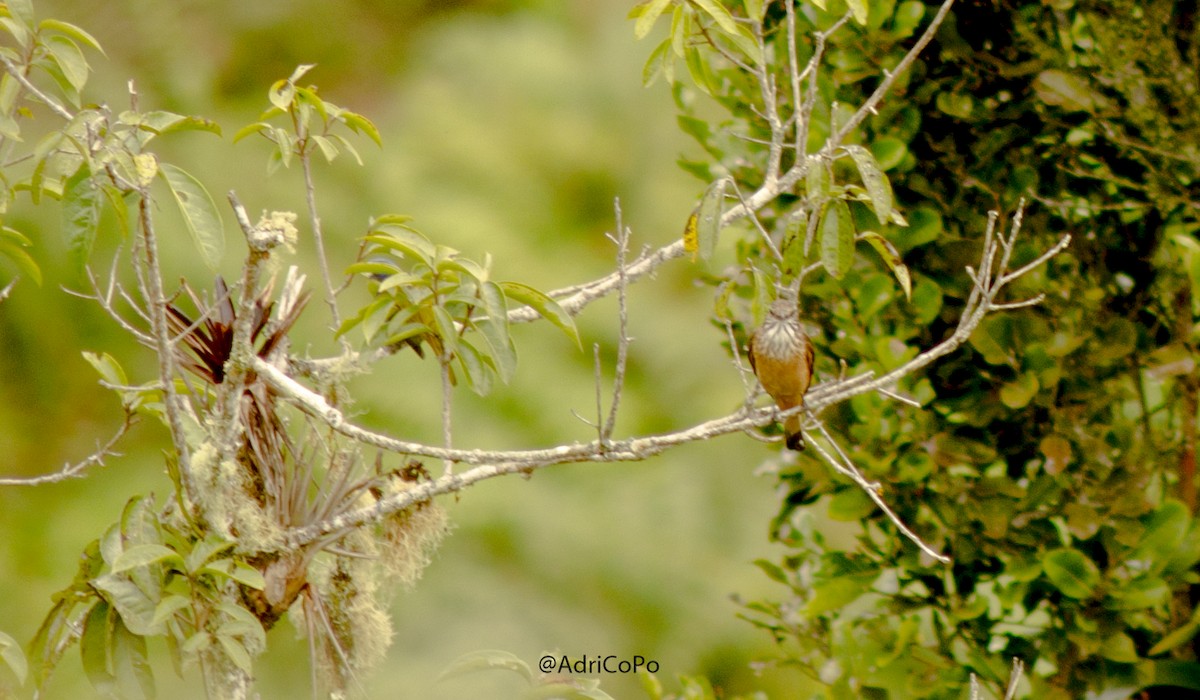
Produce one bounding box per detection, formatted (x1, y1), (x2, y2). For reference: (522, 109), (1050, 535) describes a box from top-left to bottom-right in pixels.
(682, 210), (699, 260)
(844, 144), (894, 225)
(859, 231), (910, 299)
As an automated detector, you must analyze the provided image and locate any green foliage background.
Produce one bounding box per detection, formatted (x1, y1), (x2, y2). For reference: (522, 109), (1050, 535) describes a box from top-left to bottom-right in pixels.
(0, 1), (800, 697)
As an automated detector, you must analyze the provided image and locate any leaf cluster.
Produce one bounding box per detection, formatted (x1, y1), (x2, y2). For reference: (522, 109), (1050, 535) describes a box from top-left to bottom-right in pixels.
(342, 218), (579, 395)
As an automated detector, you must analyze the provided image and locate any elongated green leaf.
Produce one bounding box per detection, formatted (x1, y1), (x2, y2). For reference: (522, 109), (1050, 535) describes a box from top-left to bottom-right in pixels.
(845, 0), (868, 24)
(476, 280), (516, 383)
(0, 630), (27, 685)
(184, 535), (234, 575)
(138, 110), (221, 138)
(216, 634), (253, 674)
(859, 231), (910, 299)
(45, 35), (88, 94)
(112, 619), (154, 700)
(499, 281), (580, 348)
(90, 574), (161, 636)
(634, 0), (673, 39)
(845, 144), (894, 225)
(158, 162), (224, 269)
(150, 594), (191, 628)
(455, 337), (493, 395)
(431, 304), (460, 359)
(82, 351), (127, 387)
(366, 226), (436, 266)
(112, 544), (179, 574)
(6, 0), (34, 28)
(0, 228), (41, 284)
(80, 602), (116, 696)
(340, 110), (382, 146)
(642, 37), (673, 87)
(62, 163), (99, 276)
(39, 19), (105, 55)
(1042, 548), (1100, 599)
(820, 200), (854, 279)
(690, 0), (738, 34)
(692, 177), (726, 261)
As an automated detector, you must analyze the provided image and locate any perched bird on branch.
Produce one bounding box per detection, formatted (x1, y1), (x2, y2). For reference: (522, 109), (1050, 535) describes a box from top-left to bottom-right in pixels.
(748, 298), (815, 450)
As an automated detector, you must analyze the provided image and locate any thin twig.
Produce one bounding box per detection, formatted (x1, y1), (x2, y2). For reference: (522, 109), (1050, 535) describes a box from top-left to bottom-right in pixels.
(300, 146), (341, 328)
(602, 200), (632, 443)
(0, 54), (73, 120)
(0, 413), (135, 485)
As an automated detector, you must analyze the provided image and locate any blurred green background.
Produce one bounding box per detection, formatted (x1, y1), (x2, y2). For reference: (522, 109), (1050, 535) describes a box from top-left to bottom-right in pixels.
(0, 1), (805, 697)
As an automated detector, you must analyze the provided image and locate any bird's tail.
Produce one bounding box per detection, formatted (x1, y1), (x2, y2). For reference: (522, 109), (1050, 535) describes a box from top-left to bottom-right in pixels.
(784, 415), (804, 450)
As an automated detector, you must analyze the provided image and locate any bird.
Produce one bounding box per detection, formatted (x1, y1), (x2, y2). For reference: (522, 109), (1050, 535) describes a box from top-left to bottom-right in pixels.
(748, 298), (815, 450)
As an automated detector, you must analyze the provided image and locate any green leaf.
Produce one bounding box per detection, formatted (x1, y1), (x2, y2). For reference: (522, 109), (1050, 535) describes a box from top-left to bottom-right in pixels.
(367, 226), (437, 267)
(1033, 69), (1105, 112)
(892, 1), (925, 38)
(692, 177), (727, 261)
(691, 0), (738, 34)
(38, 19), (105, 55)
(634, 0), (673, 39)
(340, 109), (382, 147)
(138, 110), (221, 138)
(1099, 633), (1138, 663)
(805, 575), (872, 616)
(82, 351), (127, 387)
(184, 534), (234, 574)
(438, 649), (534, 682)
(806, 155), (829, 202)
(844, 144), (894, 225)
(80, 602), (116, 697)
(641, 38), (673, 87)
(870, 137), (908, 171)
(0, 629), (27, 685)
(431, 304), (460, 358)
(1150, 661), (1200, 691)
(897, 206), (942, 250)
(112, 619), (154, 700)
(0, 225), (41, 285)
(232, 121), (270, 143)
(6, 0), (34, 28)
(1042, 548), (1100, 599)
(827, 487), (874, 521)
(859, 231), (910, 299)
(455, 337), (493, 395)
(820, 200), (854, 279)
(500, 281), (581, 348)
(216, 634), (253, 674)
(158, 162), (224, 269)
(150, 594), (191, 627)
(1135, 500), (1190, 563)
(268, 79), (294, 111)
(846, 0), (870, 25)
(111, 544), (178, 574)
(999, 372), (1040, 409)
(781, 209), (808, 276)
(45, 35), (89, 94)
(62, 163), (100, 276)
(226, 561), (266, 590)
(1148, 607), (1200, 656)
(477, 281), (516, 383)
(90, 574), (161, 636)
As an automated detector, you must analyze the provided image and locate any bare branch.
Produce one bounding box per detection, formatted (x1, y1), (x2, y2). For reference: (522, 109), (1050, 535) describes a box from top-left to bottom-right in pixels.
(268, 206), (1065, 552)
(0, 413), (135, 486)
(602, 200), (633, 443)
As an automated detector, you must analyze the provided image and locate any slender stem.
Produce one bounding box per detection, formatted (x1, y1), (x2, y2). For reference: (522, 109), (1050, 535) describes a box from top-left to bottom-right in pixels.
(135, 191), (197, 509)
(300, 147), (341, 328)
